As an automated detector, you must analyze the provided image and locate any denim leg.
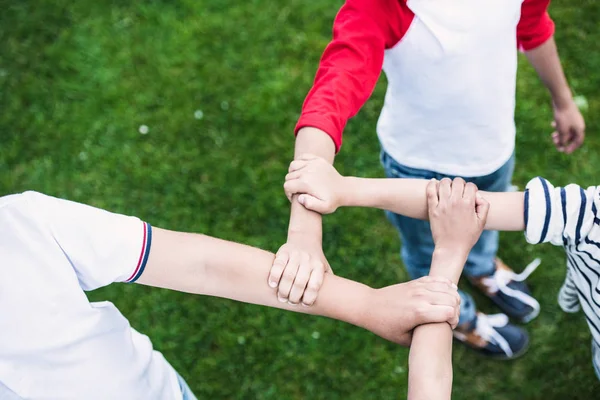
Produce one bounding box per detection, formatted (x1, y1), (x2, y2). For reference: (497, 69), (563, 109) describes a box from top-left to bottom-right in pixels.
(176, 371), (198, 400)
(464, 154), (515, 277)
(381, 151), (481, 324)
(593, 340), (600, 381)
(385, 208), (477, 325)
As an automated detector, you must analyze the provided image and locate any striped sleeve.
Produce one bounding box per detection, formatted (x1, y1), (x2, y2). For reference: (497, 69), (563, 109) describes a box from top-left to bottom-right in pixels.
(524, 177), (597, 247)
(557, 267), (580, 313)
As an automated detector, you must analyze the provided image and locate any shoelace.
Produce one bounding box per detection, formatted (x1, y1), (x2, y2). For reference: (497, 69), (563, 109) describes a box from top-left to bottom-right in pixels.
(480, 258), (541, 322)
(474, 313), (513, 357)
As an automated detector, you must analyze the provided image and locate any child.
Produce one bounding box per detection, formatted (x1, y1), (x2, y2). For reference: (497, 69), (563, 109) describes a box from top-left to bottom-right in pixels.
(283, 154), (600, 380)
(273, 0), (585, 358)
(0, 190), (462, 399)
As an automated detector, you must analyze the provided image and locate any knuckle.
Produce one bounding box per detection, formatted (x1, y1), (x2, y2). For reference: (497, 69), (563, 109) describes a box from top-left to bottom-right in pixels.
(293, 280), (306, 290)
(415, 306), (427, 319)
(282, 270), (296, 280)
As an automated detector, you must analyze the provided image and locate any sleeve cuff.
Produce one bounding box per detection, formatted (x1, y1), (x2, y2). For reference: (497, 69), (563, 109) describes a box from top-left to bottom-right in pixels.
(524, 177), (555, 244)
(125, 222), (153, 283)
(519, 14), (555, 51)
(295, 115), (343, 153)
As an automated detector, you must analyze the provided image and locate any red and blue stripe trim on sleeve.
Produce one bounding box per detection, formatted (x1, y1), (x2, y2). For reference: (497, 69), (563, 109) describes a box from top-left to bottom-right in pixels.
(126, 222), (152, 283)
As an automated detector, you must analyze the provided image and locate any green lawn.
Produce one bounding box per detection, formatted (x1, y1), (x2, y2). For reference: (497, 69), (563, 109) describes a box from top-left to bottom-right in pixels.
(1, 0), (599, 398)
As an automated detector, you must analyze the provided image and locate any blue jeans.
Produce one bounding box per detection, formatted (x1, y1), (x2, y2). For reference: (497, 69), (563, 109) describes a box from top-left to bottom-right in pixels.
(381, 151), (515, 325)
(593, 340), (600, 381)
(176, 372), (198, 400)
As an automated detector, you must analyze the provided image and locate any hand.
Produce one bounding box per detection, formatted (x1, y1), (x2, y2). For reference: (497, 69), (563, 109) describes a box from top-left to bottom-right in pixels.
(551, 99), (585, 154)
(284, 154), (346, 214)
(427, 178), (489, 256)
(268, 232), (333, 306)
(363, 276), (461, 346)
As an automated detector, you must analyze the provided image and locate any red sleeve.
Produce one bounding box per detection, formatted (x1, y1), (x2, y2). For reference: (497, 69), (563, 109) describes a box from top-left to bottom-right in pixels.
(295, 0), (413, 152)
(517, 0), (555, 51)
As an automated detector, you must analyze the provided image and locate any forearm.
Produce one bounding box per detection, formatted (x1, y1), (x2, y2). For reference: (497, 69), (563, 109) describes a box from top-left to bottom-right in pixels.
(343, 177), (525, 231)
(138, 228), (370, 328)
(407, 249), (464, 400)
(288, 127), (336, 235)
(525, 37), (573, 107)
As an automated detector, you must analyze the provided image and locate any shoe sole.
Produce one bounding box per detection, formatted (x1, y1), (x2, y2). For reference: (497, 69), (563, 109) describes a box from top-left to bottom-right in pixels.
(454, 334), (530, 361)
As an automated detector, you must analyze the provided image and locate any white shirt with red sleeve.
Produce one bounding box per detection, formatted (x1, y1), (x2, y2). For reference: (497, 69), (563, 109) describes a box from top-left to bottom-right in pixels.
(0, 191), (183, 399)
(296, 0), (554, 176)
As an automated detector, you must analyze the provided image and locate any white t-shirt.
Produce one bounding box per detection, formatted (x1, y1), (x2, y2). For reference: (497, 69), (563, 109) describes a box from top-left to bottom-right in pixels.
(0, 191), (183, 399)
(378, 0), (521, 176)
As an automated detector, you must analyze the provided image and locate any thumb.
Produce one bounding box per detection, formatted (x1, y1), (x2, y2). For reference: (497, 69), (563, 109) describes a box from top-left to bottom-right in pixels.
(426, 179), (439, 212)
(298, 194), (331, 214)
(475, 193), (490, 224)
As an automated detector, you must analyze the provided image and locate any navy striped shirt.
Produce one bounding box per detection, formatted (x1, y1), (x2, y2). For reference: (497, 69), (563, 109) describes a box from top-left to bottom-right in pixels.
(525, 177), (600, 373)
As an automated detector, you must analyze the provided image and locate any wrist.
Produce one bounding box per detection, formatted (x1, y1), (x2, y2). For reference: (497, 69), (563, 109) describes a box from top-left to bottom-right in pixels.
(341, 176), (363, 208)
(552, 89), (574, 110)
(430, 247), (468, 283)
(337, 176), (356, 208)
(287, 227), (322, 244)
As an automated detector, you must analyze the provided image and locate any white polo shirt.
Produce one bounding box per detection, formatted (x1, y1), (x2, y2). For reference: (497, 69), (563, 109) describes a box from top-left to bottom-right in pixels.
(0, 191), (183, 399)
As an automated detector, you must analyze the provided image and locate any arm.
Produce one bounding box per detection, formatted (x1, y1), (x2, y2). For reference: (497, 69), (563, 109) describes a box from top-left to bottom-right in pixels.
(269, 128), (335, 307)
(25, 190), (461, 347)
(271, 0), (410, 305)
(136, 227), (461, 346)
(343, 177), (524, 232)
(407, 179), (489, 400)
(284, 156), (525, 231)
(519, 0), (585, 154)
(407, 250), (463, 400)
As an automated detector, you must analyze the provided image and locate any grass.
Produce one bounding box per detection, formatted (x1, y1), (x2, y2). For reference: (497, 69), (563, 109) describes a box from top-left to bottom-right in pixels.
(1, 0), (599, 398)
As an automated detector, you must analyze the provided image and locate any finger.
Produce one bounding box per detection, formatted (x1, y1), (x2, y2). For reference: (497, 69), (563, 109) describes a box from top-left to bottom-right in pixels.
(551, 131), (561, 146)
(438, 177), (452, 199)
(565, 128), (585, 154)
(288, 259), (312, 305)
(421, 281), (459, 295)
(450, 306), (460, 329)
(298, 194), (330, 214)
(418, 275), (452, 286)
(298, 153), (319, 161)
(426, 179), (439, 210)
(451, 177), (466, 200)
(285, 170), (304, 181)
(556, 129), (568, 150)
(278, 252), (300, 302)
(463, 182), (478, 203)
(288, 160), (309, 173)
(283, 180), (309, 199)
(428, 290), (462, 308)
(301, 268), (324, 306)
(269, 251), (289, 288)
(475, 193), (490, 222)
(417, 305), (457, 326)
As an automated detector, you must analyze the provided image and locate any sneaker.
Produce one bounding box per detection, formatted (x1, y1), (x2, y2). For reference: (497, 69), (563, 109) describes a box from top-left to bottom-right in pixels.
(469, 258), (541, 323)
(453, 312), (529, 360)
